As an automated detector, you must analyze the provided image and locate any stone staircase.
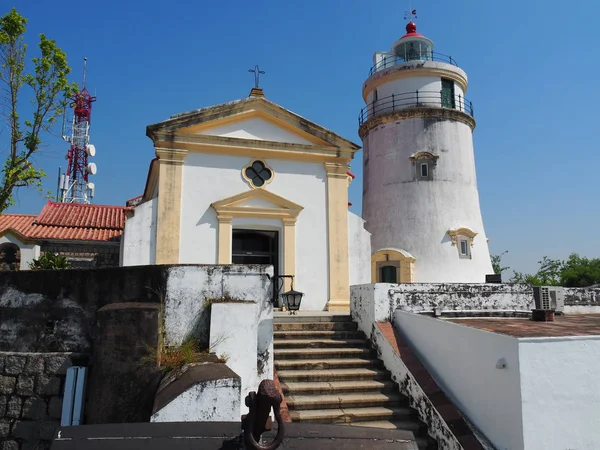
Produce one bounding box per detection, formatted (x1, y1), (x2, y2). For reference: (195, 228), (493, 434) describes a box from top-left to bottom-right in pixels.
(274, 314), (437, 450)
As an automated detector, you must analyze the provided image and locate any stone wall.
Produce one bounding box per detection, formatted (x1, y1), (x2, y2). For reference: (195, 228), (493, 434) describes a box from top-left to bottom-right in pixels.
(0, 352), (79, 450)
(41, 243), (120, 269)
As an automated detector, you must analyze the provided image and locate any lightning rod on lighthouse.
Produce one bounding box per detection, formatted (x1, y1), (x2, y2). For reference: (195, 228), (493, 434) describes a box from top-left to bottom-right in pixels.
(58, 57), (98, 204)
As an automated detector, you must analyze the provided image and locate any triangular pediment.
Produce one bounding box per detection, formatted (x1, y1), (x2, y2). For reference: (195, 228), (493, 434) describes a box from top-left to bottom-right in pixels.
(195, 116), (314, 145)
(211, 189), (303, 220)
(147, 96), (361, 151)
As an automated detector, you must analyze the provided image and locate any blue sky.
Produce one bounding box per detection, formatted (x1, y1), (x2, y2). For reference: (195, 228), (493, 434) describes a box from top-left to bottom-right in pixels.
(4, 0), (600, 275)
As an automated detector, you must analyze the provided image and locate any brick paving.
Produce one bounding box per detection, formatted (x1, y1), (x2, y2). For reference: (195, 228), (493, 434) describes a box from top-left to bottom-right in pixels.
(447, 314), (600, 338)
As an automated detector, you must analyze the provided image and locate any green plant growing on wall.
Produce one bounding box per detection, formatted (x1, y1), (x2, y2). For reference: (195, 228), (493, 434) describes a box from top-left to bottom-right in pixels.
(29, 252), (71, 270)
(491, 251), (510, 276)
(0, 8), (76, 212)
(145, 337), (224, 373)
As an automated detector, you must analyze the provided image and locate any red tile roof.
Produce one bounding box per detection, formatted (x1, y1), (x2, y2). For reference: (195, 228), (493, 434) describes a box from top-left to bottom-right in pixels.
(0, 201), (130, 242)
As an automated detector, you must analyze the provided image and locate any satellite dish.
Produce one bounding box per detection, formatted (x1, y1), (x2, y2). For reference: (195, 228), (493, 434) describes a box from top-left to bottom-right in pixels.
(86, 162), (97, 175)
(86, 144), (96, 157)
(87, 182), (95, 198)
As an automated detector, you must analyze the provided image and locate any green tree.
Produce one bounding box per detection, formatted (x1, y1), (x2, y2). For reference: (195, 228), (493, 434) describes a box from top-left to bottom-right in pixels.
(29, 252), (71, 270)
(0, 8), (75, 212)
(560, 253), (600, 287)
(491, 251), (510, 276)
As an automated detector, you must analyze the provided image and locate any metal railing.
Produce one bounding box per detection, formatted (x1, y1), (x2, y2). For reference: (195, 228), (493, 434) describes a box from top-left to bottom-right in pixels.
(369, 52), (458, 76)
(358, 91), (474, 126)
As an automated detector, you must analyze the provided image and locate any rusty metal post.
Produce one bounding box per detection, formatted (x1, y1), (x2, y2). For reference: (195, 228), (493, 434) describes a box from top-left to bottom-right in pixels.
(242, 379), (285, 450)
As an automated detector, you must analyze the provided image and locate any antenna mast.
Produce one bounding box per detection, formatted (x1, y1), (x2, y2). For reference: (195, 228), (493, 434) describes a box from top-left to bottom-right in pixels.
(58, 57), (98, 204)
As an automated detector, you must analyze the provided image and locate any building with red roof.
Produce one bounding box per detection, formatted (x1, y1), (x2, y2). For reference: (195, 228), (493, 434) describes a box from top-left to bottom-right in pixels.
(0, 201), (130, 270)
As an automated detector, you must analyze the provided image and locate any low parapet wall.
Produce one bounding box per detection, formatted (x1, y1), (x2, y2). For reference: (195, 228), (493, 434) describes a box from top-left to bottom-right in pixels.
(351, 283), (600, 337)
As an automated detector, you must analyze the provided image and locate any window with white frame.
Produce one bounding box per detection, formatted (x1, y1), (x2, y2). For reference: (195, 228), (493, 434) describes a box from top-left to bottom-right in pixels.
(458, 237), (470, 259)
(410, 152), (438, 181)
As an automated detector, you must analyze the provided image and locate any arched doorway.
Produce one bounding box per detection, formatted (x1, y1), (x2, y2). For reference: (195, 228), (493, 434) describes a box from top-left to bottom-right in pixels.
(371, 248), (416, 283)
(0, 243), (21, 271)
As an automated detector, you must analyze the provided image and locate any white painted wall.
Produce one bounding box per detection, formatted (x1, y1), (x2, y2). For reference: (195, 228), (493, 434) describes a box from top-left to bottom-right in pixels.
(519, 337), (600, 450)
(350, 283), (533, 339)
(151, 377), (240, 423)
(199, 117), (313, 145)
(121, 198), (157, 266)
(362, 116), (493, 282)
(162, 265), (273, 400)
(0, 234), (40, 270)
(210, 302), (260, 415)
(179, 152), (329, 311)
(394, 311), (524, 450)
(348, 212), (371, 286)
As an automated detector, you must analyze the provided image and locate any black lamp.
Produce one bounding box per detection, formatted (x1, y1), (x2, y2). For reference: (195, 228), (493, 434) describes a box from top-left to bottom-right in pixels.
(281, 278), (304, 315)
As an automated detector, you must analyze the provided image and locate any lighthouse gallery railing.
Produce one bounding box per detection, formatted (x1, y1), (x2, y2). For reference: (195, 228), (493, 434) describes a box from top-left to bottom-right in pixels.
(368, 51), (459, 75)
(358, 91), (475, 126)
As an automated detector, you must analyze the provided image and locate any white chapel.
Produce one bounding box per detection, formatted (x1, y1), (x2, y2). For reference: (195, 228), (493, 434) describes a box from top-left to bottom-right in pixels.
(121, 87), (372, 311)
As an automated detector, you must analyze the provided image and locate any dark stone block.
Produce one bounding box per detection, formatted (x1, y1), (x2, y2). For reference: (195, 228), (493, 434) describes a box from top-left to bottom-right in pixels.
(35, 374), (61, 396)
(6, 397), (22, 418)
(11, 420), (37, 440)
(0, 376), (15, 395)
(16, 376), (35, 396)
(44, 356), (69, 375)
(0, 395), (6, 416)
(0, 418), (10, 437)
(23, 356), (44, 375)
(39, 420), (59, 440)
(22, 396), (46, 420)
(4, 356), (26, 376)
(2, 440), (19, 450)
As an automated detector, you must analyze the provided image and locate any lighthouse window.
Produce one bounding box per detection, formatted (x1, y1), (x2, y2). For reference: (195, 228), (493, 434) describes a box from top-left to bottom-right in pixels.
(458, 238), (471, 259)
(420, 163), (428, 178)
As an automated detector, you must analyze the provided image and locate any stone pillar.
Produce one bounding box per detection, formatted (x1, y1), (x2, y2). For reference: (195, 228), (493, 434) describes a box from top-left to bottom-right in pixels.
(155, 148), (187, 265)
(324, 163), (351, 312)
(282, 218), (296, 292)
(217, 215), (233, 264)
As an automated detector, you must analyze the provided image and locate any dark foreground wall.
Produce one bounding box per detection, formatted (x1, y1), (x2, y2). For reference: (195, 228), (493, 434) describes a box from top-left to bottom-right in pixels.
(0, 266), (168, 449)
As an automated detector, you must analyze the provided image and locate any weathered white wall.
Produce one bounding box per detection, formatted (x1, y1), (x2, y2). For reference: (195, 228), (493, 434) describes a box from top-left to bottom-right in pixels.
(179, 152), (329, 310)
(518, 337), (600, 450)
(151, 377), (240, 423)
(362, 116), (494, 283)
(162, 264), (273, 400)
(350, 283), (533, 338)
(371, 324), (463, 450)
(121, 198), (157, 266)
(199, 117), (313, 145)
(0, 234), (40, 270)
(348, 212), (371, 286)
(394, 311), (524, 450)
(210, 302), (260, 414)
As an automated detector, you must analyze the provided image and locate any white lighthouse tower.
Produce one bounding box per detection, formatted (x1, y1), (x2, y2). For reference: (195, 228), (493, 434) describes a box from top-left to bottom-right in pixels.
(360, 18), (494, 284)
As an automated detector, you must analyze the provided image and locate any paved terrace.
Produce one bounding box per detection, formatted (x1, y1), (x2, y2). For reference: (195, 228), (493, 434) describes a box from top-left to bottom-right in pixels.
(447, 313), (600, 337)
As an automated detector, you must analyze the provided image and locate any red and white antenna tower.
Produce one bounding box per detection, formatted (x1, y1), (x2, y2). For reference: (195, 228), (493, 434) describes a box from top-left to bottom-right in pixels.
(58, 57), (97, 204)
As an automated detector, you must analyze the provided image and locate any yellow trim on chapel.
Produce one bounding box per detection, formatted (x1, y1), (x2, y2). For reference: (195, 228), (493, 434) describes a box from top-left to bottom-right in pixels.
(324, 162), (351, 311)
(155, 148), (187, 264)
(211, 189), (303, 288)
(447, 227), (478, 247)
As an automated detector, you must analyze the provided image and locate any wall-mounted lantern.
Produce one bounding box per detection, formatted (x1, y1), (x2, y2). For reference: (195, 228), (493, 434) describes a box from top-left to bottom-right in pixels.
(281, 279), (304, 315)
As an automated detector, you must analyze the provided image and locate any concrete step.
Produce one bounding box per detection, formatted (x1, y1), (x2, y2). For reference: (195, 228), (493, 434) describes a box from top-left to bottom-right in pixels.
(274, 321), (358, 332)
(286, 392), (407, 411)
(275, 358), (382, 371)
(274, 347), (374, 360)
(281, 380), (397, 395)
(288, 406), (416, 424)
(274, 338), (369, 349)
(341, 422), (431, 449)
(274, 314), (352, 323)
(274, 330), (365, 340)
(277, 367), (389, 382)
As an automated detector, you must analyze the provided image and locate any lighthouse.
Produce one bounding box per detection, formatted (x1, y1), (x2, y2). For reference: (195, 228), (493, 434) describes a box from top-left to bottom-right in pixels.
(360, 19), (494, 283)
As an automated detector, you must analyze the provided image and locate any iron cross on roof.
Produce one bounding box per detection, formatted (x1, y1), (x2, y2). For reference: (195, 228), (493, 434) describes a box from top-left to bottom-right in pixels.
(248, 65), (266, 89)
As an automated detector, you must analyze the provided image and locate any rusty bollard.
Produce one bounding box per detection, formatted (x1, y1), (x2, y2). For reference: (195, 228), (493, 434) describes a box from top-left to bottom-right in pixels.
(242, 380), (285, 450)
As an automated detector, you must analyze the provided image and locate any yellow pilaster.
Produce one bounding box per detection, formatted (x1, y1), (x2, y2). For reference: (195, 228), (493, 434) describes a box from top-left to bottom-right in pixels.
(282, 218), (297, 291)
(217, 215), (233, 264)
(324, 162), (350, 311)
(155, 148), (187, 265)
